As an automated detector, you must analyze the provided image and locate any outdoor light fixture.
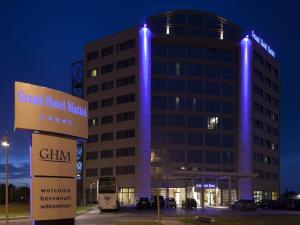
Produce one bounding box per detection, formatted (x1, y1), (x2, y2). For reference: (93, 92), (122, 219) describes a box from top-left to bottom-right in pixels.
(1, 134), (9, 225)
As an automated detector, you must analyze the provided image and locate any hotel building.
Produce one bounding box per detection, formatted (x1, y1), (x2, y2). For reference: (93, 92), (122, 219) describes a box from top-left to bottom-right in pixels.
(82, 10), (280, 207)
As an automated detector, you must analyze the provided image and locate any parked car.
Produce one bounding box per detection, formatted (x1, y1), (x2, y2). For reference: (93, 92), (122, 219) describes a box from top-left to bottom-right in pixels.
(165, 198), (177, 208)
(182, 198), (197, 209)
(256, 200), (277, 210)
(230, 199), (256, 211)
(151, 196), (165, 208)
(136, 197), (151, 209)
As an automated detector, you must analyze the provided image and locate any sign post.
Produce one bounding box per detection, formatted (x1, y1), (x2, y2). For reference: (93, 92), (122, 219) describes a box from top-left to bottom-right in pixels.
(14, 81), (88, 225)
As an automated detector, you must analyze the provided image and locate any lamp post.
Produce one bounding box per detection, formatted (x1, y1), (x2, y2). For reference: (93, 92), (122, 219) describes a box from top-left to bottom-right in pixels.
(2, 134), (9, 225)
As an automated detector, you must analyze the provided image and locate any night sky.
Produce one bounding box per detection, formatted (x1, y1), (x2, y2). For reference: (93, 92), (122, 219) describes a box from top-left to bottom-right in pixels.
(0, 0), (299, 192)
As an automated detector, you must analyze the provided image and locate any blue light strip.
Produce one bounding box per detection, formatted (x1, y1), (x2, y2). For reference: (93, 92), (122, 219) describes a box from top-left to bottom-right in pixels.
(239, 37), (253, 200)
(138, 24), (151, 198)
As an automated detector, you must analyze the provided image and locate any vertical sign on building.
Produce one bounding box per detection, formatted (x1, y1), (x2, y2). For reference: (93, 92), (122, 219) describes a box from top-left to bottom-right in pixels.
(15, 82), (88, 225)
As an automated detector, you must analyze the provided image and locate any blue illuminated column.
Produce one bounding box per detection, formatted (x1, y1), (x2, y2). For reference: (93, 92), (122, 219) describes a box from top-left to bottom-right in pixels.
(137, 24), (151, 199)
(239, 36), (253, 200)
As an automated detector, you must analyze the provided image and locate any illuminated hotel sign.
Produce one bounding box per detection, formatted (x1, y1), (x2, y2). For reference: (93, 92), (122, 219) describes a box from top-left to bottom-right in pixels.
(15, 81), (88, 139)
(251, 30), (276, 58)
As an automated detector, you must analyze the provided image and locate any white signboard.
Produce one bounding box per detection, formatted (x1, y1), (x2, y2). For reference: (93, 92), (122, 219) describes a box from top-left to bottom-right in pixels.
(31, 177), (76, 221)
(32, 133), (76, 177)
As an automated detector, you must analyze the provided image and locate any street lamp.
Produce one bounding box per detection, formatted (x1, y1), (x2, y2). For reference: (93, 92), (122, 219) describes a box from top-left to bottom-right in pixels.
(1, 134), (9, 225)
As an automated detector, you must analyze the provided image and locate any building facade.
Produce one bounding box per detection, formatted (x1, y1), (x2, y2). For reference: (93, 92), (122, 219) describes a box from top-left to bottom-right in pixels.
(82, 10), (280, 207)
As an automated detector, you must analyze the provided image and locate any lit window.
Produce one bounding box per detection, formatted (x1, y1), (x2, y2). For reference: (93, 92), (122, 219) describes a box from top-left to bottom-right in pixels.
(176, 63), (181, 76)
(192, 97), (197, 110)
(90, 69), (98, 77)
(207, 116), (219, 130)
(175, 97), (180, 110)
(271, 143), (275, 151)
(166, 25), (170, 35)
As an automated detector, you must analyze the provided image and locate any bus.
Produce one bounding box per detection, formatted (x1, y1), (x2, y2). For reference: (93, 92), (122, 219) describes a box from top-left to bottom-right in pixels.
(97, 177), (120, 212)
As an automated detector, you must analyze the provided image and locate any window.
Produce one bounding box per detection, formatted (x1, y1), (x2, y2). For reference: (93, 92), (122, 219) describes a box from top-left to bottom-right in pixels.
(187, 97), (202, 111)
(205, 48), (220, 61)
(168, 132), (185, 145)
(117, 111), (135, 122)
(168, 114), (185, 127)
(223, 135), (234, 147)
(187, 115), (203, 128)
(205, 82), (220, 95)
(101, 46), (114, 57)
(152, 44), (167, 57)
(101, 63), (114, 74)
(169, 62), (184, 76)
(116, 147), (135, 157)
(254, 51), (264, 65)
(101, 115), (114, 124)
(254, 102), (263, 113)
(222, 67), (235, 80)
(87, 68), (98, 78)
(205, 151), (221, 164)
(272, 82), (279, 92)
(152, 61), (167, 74)
(168, 80), (185, 92)
(222, 51), (235, 63)
(101, 132), (114, 141)
(100, 167), (113, 176)
(152, 131), (167, 145)
(116, 129), (135, 139)
(222, 84), (235, 97)
(253, 119), (263, 130)
(88, 101), (98, 110)
(100, 150), (113, 158)
(187, 81), (203, 93)
(168, 45), (185, 58)
(86, 51), (99, 61)
(86, 85), (98, 95)
(265, 77), (272, 87)
(116, 165), (135, 175)
(253, 136), (263, 146)
(152, 79), (167, 92)
(207, 116), (219, 130)
(116, 39), (135, 52)
(116, 58), (135, 69)
(88, 118), (98, 127)
(205, 99), (220, 112)
(254, 69), (264, 81)
(116, 75), (135, 87)
(152, 114), (167, 126)
(271, 158), (279, 166)
(271, 173), (278, 181)
(168, 96), (185, 110)
(222, 101), (234, 113)
(87, 134), (98, 143)
(86, 168), (98, 177)
(187, 132), (203, 145)
(86, 151), (98, 160)
(187, 150), (203, 163)
(101, 81), (114, 91)
(265, 172), (271, 180)
(187, 63), (203, 76)
(101, 98), (114, 107)
(222, 117), (234, 130)
(254, 85), (263, 97)
(205, 134), (220, 146)
(152, 96), (167, 109)
(170, 150), (185, 162)
(205, 65), (220, 79)
(223, 152), (234, 165)
(186, 47), (203, 59)
(116, 93), (135, 104)
(272, 113), (279, 121)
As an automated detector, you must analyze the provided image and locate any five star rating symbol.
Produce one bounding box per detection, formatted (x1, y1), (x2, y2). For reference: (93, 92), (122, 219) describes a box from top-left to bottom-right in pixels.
(40, 114), (72, 126)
